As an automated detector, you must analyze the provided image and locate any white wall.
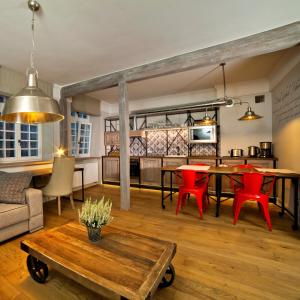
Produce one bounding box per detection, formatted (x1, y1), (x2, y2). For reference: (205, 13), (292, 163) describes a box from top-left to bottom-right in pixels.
(101, 80), (272, 156)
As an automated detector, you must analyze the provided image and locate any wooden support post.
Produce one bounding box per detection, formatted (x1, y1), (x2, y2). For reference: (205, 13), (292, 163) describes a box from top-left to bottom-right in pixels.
(119, 77), (130, 210)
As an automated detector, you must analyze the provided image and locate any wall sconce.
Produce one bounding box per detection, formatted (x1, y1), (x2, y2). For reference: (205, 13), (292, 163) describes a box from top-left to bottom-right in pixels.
(236, 100), (262, 121)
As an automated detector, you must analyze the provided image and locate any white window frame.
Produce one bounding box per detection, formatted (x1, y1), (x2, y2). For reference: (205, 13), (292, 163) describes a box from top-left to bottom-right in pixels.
(0, 101), (42, 162)
(70, 112), (92, 158)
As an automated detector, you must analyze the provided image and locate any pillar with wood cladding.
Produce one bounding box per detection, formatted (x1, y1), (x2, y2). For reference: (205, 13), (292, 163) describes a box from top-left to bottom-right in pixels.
(118, 78), (130, 210)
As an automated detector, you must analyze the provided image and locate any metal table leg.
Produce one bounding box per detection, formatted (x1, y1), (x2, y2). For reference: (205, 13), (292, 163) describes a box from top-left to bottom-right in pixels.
(170, 171), (173, 202)
(215, 173), (222, 217)
(292, 177), (299, 230)
(279, 178), (285, 217)
(81, 168), (85, 201)
(161, 170), (165, 209)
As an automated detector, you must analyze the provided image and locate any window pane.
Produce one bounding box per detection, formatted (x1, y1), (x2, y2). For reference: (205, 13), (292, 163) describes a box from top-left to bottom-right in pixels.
(5, 123), (15, 131)
(0, 150), (3, 157)
(6, 150), (15, 157)
(21, 150), (29, 157)
(30, 125), (38, 132)
(30, 149), (38, 156)
(6, 131), (15, 140)
(21, 141), (28, 148)
(6, 141), (14, 148)
(0, 141), (3, 148)
(30, 133), (37, 140)
(21, 124), (29, 131)
(0, 123), (3, 130)
(0, 132), (3, 139)
(30, 141), (38, 148)
(21, 132), (29, 140)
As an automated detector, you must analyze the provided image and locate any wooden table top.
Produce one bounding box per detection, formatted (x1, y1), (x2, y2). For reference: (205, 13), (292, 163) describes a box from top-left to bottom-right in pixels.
(21, 222), (176, 300)
(26, 167), (84, 177)
(161, 165), (300, 178)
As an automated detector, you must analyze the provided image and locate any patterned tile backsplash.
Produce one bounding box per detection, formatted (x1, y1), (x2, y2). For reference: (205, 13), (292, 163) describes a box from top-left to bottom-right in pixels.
(127, 128), (217, 156)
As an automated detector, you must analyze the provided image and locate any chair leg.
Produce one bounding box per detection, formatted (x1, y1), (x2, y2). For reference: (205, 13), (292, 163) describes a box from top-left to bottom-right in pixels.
(176, 191), (182, 215)
(57, 196), (61, 216)
(260, 202), (272, 231)
(70, 193), (75, 209)
(233, 201), (242, 225)
(195, 193), (203, 219)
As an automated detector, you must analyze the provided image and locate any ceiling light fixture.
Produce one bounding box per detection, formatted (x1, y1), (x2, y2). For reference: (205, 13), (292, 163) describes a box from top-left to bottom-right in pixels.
(197, 108), (216, 125)
(0, 0), (63, 124)
(238, 104), (262, 121)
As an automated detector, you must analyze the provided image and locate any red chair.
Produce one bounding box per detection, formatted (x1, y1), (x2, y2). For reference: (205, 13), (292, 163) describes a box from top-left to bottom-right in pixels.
(175, 170), (209, 219)
(232, 172), (275, 231)
(229, 164), (257, 193)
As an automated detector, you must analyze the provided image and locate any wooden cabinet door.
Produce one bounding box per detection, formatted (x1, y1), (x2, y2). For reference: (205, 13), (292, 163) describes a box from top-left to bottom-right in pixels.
(163, 158), (187, 187)
(103, 157), (120, 182)
(105, 132), (120, 145)
(140, 158), (162, 186)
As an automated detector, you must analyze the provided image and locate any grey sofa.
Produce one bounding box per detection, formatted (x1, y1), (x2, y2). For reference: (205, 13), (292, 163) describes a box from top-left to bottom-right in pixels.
(0, 188), (43, 243)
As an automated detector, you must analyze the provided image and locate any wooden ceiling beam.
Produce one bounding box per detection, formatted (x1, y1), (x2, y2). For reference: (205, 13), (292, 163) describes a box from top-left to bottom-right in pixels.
(61, 21), (300, 97)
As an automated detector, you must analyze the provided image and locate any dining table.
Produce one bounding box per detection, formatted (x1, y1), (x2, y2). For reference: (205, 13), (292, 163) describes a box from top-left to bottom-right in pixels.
(161, 165), (300, 230)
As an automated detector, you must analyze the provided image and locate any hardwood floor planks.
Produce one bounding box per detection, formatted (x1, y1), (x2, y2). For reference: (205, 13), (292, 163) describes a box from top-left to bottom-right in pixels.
(1, 184), (300, 299)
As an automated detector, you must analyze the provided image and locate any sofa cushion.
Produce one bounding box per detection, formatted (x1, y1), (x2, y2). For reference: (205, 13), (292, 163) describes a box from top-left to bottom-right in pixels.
(0, 172), (32, 204)
(0, 203), (29, 229)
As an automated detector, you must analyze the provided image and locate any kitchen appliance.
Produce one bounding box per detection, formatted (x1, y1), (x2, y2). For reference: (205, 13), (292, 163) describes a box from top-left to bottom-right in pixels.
(248, 146), (260, 157)
(229, 149), (244, 157)
(259, 142), (272, 158)
(188, 125), (217, 143)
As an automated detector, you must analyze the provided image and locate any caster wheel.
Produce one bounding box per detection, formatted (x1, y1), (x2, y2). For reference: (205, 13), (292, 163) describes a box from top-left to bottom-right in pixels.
(26, 255), (48, 284)
(159, 264), (175, 288)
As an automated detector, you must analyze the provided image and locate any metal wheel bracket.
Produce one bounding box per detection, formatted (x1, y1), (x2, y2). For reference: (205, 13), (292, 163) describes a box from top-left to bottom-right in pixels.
(159, 264), (175, 288)
(26, 255), (49, 284)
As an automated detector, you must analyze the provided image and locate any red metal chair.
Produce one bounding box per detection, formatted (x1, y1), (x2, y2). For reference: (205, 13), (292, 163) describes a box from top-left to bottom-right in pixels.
(232, 172), (275, 231)
(175, 169), (209, 219)
(229, 164), (257, 193)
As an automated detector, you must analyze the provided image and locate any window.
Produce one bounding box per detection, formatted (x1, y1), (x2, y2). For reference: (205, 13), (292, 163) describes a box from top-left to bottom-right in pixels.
(0, 96), (41, 161)
(70, 112), (92, 157)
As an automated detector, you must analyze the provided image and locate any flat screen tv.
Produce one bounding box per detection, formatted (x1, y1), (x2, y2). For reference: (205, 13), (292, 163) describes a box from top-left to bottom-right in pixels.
(188, 125), (217, 143)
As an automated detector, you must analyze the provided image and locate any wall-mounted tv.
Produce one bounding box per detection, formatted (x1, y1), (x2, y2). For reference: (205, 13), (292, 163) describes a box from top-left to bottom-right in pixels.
(188, 125), (217, 143)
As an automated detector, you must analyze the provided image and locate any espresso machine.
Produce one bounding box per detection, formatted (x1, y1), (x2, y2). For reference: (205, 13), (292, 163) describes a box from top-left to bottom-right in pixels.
(259, 142), (272, 157)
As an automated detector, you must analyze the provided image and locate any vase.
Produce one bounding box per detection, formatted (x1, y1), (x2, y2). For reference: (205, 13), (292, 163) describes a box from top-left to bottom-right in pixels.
(86, 226), (102, 242)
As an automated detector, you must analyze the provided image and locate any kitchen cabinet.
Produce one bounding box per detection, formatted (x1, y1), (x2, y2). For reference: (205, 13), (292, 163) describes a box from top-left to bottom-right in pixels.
(103, 157), (120, 182)
(140, 158), (162, 186)
(163, 157), (187, 187)
(73, 160), (99, 189)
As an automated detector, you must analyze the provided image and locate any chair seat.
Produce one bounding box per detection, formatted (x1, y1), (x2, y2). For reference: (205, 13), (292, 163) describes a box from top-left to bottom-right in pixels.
(235, 191), (269, 202)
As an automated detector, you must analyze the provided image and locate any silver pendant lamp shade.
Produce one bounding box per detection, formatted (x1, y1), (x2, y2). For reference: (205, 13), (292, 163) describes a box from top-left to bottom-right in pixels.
(0, 0), (64, 124)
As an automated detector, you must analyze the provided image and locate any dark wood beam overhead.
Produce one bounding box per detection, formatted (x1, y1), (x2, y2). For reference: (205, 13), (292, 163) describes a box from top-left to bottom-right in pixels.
(61, 22), (300, 97)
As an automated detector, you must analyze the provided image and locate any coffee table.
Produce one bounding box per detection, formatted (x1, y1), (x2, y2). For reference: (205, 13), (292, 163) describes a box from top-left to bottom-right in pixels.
(20, 222), (176, 299)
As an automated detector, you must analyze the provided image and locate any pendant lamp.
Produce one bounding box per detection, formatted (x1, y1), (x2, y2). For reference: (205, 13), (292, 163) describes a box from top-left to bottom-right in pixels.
(0, 0), (64, 124)
(197, 108), (216, 125)
(238, 106), (262, 121)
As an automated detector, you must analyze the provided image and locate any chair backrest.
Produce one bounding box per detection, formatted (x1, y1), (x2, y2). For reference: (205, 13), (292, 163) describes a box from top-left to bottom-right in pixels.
(182, 170), (197, 189)
(242, 172), (264, 194)
(236, 164), (255, 169)
(45, 156), (75, 196)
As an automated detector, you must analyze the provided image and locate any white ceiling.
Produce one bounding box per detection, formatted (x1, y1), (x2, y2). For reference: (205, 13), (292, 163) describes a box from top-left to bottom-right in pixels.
(0, 0), (299, 89)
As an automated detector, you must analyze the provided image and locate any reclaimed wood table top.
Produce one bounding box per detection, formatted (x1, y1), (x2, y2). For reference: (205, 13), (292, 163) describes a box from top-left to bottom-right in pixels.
(161, 165), (300, 178)
(21, 222), (177, 300)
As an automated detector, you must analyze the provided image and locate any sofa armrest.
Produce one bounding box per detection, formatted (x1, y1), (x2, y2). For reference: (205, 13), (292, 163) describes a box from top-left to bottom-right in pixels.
(25, 188), (43, 217)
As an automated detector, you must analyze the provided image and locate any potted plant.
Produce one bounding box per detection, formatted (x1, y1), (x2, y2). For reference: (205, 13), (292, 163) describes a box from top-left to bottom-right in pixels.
(78, 197), (113, 242)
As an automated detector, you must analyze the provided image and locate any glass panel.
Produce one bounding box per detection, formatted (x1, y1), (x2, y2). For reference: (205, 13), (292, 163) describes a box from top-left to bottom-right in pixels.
(30, 149), (38, 156)
(21, 141), (28, 148)
(30, 141), (38, 148)
(6, 150), (15, 157)
(5, 123), (15, 131)
(21, 132), (29, 140)
(6, 141), (14, 148)
(0, 131), (3, 139)
(30, 133), (37, 140)
(6, 131), (15, 140)
(21, 150), (29, 157)
(0, 141), (3, 148)
(0, 123), (3, 130)
(21, 124), (29, 131)
(30, 125), (38, 132)
(0, 150), (3, 157)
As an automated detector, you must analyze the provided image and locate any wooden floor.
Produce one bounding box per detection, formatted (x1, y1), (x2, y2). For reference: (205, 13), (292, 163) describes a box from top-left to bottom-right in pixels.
(1, 184), (300, 300)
